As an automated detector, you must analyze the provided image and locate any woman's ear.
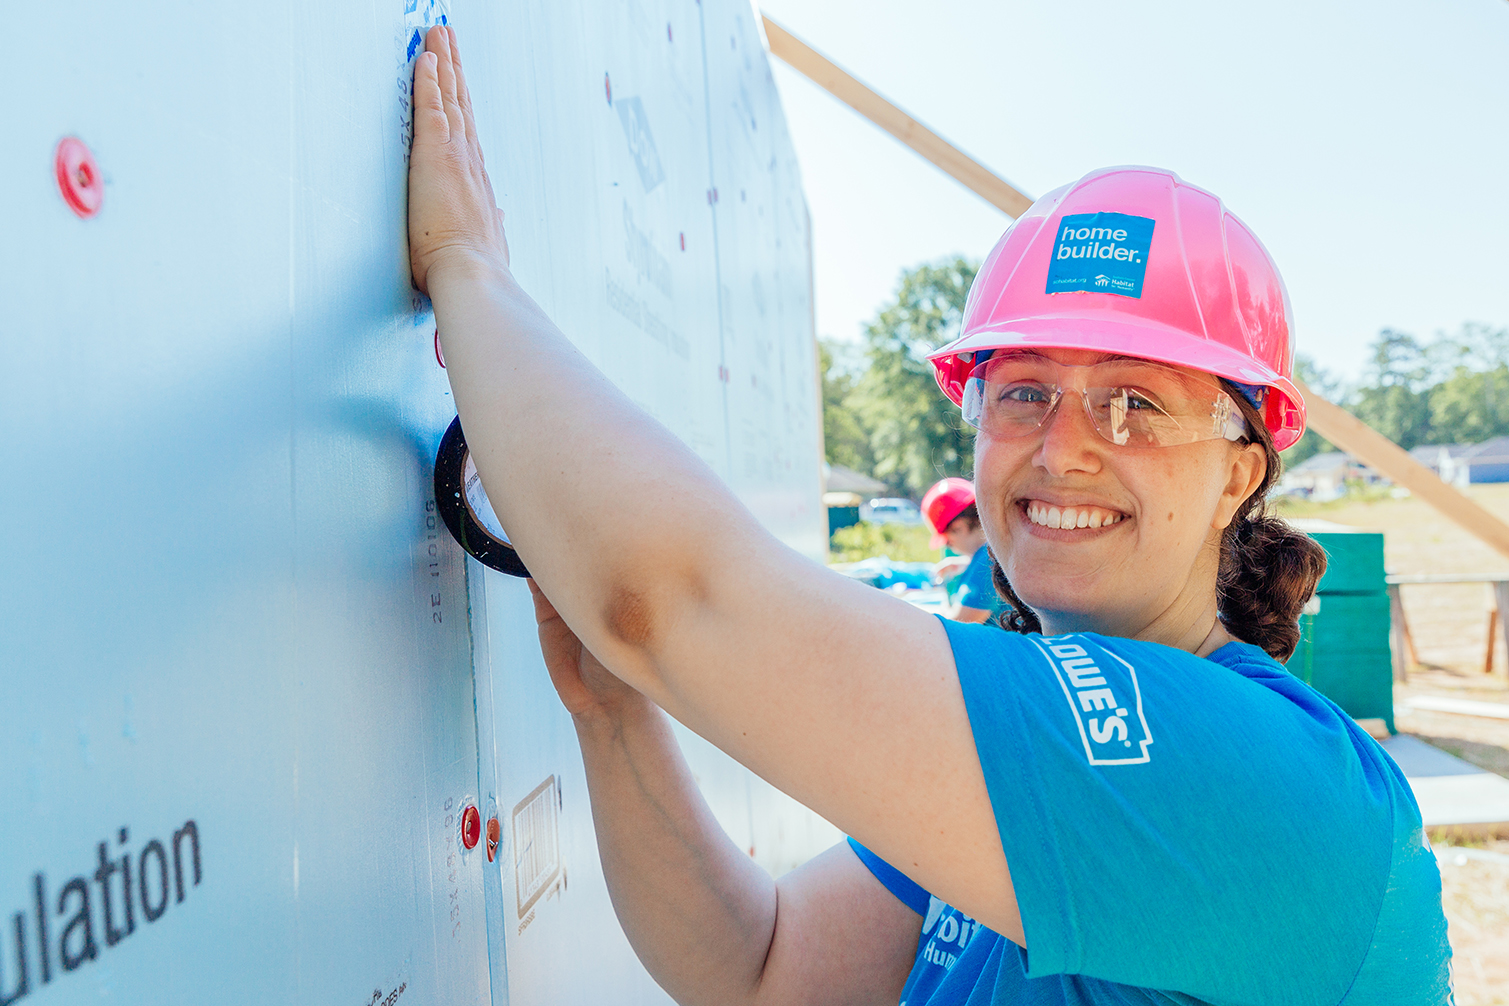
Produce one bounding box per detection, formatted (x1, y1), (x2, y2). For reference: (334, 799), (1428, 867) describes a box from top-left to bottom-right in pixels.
(1212, 442), (1268, 531)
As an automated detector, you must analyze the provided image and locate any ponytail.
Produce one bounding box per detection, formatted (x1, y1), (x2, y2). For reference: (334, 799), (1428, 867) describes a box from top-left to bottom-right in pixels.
(1214, 387), (1326, 662)
(983, 382), (1326, 661)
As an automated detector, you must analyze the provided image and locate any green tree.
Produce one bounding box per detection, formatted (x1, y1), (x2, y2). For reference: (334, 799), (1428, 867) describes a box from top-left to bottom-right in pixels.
(1350, 329), (1434, 449)
(1425, 322), (1509, 445)
(848, 257), (979, 496)
(1430, 364), (1509, 445)
(818, 338), (874, 474)
(1438, 321), (1509, 373)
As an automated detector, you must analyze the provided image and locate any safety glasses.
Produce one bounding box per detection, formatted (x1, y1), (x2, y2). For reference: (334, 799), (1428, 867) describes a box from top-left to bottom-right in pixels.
(961, 353), (1249, 449)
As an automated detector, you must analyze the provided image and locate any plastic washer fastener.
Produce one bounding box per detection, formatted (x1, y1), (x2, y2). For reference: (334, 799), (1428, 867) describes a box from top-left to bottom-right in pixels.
(55, 137), (103, 218)
(460, 805), (481, 850)
(485, 817), (500, 862)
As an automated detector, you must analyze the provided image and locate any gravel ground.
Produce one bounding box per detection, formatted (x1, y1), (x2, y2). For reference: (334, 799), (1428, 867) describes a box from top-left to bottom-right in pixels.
(1434, 842), (1509, 1005)
(1399, 692), (1509, 1004)
(1400, 692), (1509, 1004)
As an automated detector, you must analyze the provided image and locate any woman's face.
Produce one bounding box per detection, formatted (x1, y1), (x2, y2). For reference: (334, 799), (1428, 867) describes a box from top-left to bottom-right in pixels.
(971, 348), (1266, 641)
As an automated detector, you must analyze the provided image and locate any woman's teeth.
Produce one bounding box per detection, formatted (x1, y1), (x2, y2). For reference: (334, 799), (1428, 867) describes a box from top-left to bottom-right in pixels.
(1025, 502), (1125, 530)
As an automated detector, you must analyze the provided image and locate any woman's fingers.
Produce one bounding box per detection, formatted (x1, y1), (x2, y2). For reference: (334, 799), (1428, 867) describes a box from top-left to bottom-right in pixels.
(425, 26), (466, 142)
(407, 24), (505, 291)
(528, 578), (561, 624)
(447, 26), (482, 158)
(412, 51), (449, 143)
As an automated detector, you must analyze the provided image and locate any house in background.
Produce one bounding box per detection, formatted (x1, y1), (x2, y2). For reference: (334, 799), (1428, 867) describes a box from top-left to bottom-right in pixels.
(1405, 437), (1509, 483)
(1280, 436), (1509, 501)
(1408, 444), (1472, 487)
(1464, 436), (1509, 483)
(1278, 451), (1381, 501)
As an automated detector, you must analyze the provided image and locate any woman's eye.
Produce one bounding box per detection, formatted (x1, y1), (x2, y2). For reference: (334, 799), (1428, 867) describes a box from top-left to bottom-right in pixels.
(1123, 390), (1162, 411)
(1000, 384), (1050, 405)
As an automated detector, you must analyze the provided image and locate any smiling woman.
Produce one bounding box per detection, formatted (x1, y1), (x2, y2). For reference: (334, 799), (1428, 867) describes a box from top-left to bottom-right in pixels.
(407, 26), (1452, 1006)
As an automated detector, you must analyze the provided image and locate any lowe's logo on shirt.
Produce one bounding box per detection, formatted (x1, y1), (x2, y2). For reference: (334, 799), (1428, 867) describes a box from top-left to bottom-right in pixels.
(1044, 212), (1155, 298)
(1033, 637), (1154, 765)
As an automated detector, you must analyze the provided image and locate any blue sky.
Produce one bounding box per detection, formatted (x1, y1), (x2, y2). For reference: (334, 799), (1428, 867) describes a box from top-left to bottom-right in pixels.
(758, 0), (1509, 383)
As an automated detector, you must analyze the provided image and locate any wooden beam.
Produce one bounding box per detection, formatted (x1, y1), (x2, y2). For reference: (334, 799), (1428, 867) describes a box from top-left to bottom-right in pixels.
(1297, 380), (1509, 560)
(761, 16), (1034, 218)
(1386, 583), (1417, 680)
(1485, 609), (1499, 676)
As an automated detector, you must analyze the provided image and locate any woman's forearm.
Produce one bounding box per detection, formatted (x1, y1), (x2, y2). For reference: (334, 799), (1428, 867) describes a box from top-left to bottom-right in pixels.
(571, 696), (778, 1006)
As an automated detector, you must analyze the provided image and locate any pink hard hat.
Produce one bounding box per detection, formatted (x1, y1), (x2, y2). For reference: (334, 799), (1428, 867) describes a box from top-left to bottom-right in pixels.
(929, 166), (1305, 451)
(921, 477), (976, 549)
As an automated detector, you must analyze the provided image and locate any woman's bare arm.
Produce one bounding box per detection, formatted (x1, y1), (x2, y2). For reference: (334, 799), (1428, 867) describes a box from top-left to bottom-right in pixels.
(535, 583), (920, 1005)
(409, 26), (1021, 941)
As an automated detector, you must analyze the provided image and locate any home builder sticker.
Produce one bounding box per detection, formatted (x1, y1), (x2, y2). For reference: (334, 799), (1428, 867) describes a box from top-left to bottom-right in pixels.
(1044, 212), (1155, 298)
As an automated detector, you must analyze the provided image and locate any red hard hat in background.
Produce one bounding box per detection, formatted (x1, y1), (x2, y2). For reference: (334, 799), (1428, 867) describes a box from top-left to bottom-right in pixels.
(921, 477), (976, 549)
(928, 166), (1306, 451)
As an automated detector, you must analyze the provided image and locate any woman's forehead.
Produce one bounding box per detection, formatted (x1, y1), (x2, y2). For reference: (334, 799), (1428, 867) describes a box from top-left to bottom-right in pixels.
(989, 348), (1211, 381)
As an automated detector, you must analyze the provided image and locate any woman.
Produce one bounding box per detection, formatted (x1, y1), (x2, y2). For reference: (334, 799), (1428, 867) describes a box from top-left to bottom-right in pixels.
(408, 27), (1451, 1004)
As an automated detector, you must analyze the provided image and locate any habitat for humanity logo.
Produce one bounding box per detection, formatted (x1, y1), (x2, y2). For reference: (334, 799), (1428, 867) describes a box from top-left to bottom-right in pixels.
(1044, 212), (1155, 299)
(1031, 636), (1153, 765)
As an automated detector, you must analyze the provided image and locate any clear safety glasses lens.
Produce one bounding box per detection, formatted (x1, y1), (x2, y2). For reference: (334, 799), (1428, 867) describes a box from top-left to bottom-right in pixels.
(960, 356), (1249, 448)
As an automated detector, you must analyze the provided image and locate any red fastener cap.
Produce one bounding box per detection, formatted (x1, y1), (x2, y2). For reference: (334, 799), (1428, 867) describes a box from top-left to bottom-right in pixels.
(55, 137), (103, 219)
(460, 805), (481, 850)
(485, 817), (500, 862)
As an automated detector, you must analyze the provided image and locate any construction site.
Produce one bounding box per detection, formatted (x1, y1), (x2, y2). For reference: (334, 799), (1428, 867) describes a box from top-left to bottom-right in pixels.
(4, 1), (1507, 1004)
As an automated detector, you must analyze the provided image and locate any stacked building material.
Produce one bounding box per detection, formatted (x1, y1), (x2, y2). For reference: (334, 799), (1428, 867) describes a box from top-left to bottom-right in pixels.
(1286, 520), (1395, 734)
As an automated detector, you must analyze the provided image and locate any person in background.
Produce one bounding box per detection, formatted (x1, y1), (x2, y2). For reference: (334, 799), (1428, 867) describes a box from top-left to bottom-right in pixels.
(922, 477), (1004, 623)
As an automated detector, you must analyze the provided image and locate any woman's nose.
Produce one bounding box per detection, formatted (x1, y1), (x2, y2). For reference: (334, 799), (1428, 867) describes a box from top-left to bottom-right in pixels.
(1033, 392), (1105, 476)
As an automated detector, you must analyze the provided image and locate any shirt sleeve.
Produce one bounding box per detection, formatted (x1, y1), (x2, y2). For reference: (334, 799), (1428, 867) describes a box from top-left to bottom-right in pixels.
(847, 836), (932, 917)
(938, 619), (1399, 1004)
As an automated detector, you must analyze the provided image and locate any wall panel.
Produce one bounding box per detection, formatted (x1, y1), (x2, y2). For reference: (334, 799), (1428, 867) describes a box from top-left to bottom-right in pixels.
(0, 2), (829, 1004)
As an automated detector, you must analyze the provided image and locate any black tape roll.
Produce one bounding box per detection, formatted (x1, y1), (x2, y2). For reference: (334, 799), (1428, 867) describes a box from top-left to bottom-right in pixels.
(433, 416), (531, 577)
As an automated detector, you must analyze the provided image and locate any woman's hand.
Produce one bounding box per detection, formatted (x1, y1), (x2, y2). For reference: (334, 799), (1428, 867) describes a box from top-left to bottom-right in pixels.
(408, 25), (509, 294)
(529, 579), (647, 721)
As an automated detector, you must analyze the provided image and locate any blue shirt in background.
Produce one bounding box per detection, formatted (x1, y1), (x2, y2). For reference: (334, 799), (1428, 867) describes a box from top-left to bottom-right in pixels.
(955, 547), (1005, 618)
(851, 619), (1452, 1005)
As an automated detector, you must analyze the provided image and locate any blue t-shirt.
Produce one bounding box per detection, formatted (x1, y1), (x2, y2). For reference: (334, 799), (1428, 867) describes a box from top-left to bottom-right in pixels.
(852, 620), (1451, 1005)
(956, 547), (1005, 617)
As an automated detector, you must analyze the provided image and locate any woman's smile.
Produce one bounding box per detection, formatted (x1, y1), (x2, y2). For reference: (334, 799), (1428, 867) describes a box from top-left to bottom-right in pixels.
(1019, 498), (1130, 533)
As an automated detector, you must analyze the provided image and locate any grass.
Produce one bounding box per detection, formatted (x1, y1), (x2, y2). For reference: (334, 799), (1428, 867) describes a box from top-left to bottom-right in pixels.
(828, 521), (940, 564)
